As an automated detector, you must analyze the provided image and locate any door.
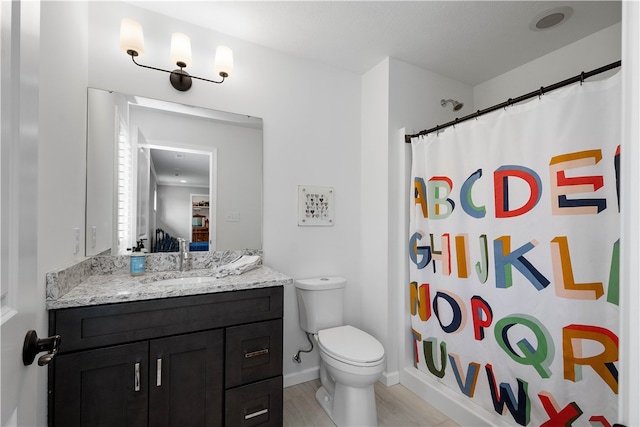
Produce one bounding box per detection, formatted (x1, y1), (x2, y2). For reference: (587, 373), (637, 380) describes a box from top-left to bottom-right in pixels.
(1, 1), (43, 426)
(52, 342), (149, 427)
(149, 330), (224, 427)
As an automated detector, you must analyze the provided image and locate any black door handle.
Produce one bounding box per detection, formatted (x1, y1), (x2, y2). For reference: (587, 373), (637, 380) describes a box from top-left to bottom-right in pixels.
(22, 330), (61, 366)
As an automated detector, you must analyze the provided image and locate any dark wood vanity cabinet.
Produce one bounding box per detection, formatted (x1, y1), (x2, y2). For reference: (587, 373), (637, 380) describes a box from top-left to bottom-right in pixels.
(48, 286), (283, 427)
(52, 340), (150, 427)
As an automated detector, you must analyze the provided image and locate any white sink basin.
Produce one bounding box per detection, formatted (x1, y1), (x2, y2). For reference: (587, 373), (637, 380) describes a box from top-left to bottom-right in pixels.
(151, 276), (218, 286)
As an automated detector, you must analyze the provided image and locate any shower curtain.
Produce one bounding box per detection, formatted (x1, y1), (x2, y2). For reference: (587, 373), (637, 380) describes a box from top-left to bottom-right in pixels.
(409, 72), (621, 426)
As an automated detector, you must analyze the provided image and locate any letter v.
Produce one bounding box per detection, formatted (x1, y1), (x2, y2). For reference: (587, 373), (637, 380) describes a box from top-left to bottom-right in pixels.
(448, 353), (480, 398)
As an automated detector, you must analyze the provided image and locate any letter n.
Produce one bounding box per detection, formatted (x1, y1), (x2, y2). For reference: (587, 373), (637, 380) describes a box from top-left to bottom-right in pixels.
(410, 282), (431, 321)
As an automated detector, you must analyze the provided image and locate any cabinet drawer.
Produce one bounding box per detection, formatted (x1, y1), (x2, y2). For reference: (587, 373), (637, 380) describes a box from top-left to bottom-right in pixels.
(225, 319), (282, 388)
(225, 376), (283, 427)
(51, 287), (283, 353)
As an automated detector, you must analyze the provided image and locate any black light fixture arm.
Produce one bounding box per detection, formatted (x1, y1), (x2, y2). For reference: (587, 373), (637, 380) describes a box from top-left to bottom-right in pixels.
(128, 53), (226, 91)
(130, 55), (227, 84)
(129, 53), (173, 76)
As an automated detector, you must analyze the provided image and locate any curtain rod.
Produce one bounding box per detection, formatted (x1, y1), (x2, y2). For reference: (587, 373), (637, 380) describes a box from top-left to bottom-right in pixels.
(404, 60), (621, 144)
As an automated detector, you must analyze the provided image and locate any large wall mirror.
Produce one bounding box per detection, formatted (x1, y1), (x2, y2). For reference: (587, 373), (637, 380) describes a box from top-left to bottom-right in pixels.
(86, 88), (263, 256)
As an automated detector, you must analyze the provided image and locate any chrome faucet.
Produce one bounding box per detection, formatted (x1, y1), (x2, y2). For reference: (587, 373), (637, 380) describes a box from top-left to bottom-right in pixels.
(178, 238), (189, 272)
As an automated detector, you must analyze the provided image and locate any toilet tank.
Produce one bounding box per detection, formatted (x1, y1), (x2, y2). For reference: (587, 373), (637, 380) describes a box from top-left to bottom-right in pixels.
(295, 277), (346, 334)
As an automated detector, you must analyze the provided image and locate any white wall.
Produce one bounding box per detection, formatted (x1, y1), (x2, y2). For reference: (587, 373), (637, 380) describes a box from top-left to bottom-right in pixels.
(37, 2), (89, 426)
(156, 184), (203, 242)
(388, 57), (474, 387)
(474, 23), (621, 109)
(85, 89), (117, 255)
(359, 57), (474, 385)
(360, 58), (392, 382)
(619, 2), (640, 424)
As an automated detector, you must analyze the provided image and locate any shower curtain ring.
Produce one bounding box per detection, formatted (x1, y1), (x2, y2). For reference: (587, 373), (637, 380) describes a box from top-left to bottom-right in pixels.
(580, 71), (585, 85)
(538, 86), (544, 99)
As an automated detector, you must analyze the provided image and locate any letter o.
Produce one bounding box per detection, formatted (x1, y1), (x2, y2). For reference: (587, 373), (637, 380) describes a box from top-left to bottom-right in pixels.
(432, 291), (465, 333)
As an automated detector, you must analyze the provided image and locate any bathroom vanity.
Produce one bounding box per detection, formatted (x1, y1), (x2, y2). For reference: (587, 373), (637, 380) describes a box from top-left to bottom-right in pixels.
(46, 264), (288, 427)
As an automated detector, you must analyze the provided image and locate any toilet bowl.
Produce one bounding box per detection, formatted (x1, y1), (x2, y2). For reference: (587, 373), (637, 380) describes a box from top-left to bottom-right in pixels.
(294, 277), (385, 427)
(315, 325), (385, 426)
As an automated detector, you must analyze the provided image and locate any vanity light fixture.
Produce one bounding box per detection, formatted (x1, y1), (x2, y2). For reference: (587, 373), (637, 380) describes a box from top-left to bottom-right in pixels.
(119, 18), (233, 92)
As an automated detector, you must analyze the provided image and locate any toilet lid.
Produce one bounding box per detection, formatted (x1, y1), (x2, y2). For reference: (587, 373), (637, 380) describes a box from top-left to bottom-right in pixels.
(318, 325), (385, 364)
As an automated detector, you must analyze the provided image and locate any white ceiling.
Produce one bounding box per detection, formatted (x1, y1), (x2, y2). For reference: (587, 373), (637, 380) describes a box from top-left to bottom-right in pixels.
(129, 1), (621, 86)
(150, 148), (210, 187)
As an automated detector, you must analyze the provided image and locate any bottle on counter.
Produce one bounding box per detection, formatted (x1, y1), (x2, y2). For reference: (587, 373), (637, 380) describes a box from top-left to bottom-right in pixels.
(128, 239), (147, 276)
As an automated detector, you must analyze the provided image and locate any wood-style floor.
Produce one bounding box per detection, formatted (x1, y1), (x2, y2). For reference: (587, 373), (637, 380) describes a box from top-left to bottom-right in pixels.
(283, 379), (460, 427)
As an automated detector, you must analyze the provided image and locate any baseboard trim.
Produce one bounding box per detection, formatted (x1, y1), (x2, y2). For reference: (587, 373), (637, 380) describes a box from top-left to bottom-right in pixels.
(284, 367), (400, 389)
(400, 367), (510, 427)
(283, 366), (320, 388)
(380, 370), (400, 386)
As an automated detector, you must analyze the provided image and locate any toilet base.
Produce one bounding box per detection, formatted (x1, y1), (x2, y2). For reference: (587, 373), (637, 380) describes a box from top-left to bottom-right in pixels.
(315, 383), (378, 427)
(315, 386), (334, 419)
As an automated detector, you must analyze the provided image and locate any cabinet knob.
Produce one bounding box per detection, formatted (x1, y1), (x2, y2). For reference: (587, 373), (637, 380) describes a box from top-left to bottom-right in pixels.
(22, 330), (61, 366)
(156, 358), (162, 386)
(134, 362), (141, 392)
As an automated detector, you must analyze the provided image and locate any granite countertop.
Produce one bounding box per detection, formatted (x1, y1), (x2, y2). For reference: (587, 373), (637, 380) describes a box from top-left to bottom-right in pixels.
(46, 265), (292, 310)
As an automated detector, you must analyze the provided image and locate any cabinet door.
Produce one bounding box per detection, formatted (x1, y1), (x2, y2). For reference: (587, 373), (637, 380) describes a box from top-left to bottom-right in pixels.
(149, 329), (224, 427)
(52, 342), (148, 427)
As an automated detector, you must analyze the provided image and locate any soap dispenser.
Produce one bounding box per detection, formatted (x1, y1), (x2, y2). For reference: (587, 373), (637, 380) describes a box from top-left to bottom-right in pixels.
(127, 239), (147, 276)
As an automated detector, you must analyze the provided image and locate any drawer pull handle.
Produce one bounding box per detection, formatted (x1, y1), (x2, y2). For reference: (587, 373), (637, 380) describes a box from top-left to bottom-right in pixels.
(134, 362), (140, 392)
(244, 408), (268, 420)
(156, 358), (162, 387)
(245, 348), (269, 358)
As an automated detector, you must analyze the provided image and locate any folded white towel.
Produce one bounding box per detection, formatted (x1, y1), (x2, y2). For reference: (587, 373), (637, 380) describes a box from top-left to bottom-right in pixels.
(215, 255), (261, 278)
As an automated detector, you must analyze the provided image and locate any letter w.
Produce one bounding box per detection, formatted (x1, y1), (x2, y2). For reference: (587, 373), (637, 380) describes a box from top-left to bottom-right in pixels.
(485, 364), (531, 426)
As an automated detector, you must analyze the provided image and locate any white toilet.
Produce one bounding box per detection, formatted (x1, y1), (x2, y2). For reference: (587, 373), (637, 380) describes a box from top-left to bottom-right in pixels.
(295, 277), (385, 427)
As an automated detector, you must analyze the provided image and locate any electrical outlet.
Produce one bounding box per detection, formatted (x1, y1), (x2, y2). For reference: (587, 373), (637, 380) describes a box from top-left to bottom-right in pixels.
(225, 211), (240, 222)
(74, 228), (80, 254)
(91, 226), (97, 248)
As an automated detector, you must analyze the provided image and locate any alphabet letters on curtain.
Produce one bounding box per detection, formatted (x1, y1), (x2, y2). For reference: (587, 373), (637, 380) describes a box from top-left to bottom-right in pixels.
(409, 72), (621, 426)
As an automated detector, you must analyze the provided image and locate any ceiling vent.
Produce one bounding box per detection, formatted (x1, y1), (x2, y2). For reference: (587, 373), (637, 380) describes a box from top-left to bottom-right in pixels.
(530, 6), (573, 31)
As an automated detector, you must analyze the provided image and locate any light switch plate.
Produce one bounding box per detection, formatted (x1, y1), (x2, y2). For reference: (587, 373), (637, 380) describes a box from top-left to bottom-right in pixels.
(226, 211), (240, 222)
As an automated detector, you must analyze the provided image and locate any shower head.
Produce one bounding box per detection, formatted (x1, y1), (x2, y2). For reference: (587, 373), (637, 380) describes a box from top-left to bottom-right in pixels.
(441, 99), (464, 111)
